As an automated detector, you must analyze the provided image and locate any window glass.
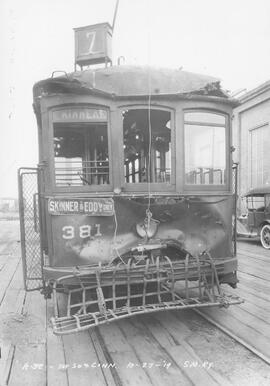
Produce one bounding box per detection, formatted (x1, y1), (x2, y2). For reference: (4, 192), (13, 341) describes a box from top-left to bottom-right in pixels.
(54, 123), (109, 186)
(247, 196), (265, 211)
(185, 112), (225, 125)
(265, 194), (270, 210)
(185, 112), (227, 185)
(123, 109), (171, 183)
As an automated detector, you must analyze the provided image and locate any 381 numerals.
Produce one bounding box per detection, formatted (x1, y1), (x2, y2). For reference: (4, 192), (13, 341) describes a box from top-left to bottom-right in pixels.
(62, 224), (101, 240)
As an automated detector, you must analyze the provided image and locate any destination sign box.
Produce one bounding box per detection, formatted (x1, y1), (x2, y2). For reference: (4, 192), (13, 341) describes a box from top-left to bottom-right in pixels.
(53, 108), (107, 122)
(74, 23), (112, 67)
(48, 198), (114, 216)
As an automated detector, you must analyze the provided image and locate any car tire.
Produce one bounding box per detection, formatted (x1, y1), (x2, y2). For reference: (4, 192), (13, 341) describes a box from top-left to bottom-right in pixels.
(260, 224), (270, 249)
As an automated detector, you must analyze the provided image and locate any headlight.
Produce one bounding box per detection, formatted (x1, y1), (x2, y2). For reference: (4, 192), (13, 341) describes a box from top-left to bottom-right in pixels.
(136, 218), (159, 238)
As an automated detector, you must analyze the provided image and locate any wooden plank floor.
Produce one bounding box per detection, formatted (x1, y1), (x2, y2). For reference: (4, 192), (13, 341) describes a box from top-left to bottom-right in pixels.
(198, 238), (270, 363)
(1, 221), (270, 386)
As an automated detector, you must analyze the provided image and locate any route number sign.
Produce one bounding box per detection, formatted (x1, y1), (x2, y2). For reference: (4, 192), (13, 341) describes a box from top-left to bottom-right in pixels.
(74, 23), (112, 67)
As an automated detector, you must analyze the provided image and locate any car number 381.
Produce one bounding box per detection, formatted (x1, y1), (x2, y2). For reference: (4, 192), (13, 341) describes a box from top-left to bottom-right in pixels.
(62, 224), (102, 240)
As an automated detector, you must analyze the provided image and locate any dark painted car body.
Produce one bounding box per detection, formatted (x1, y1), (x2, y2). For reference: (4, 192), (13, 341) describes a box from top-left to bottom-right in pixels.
(18, 65), (242, 334)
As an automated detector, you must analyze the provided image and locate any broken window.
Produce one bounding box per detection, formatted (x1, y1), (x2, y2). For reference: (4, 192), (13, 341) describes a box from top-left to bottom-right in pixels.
(123, 109), (172, 183)
(53, 123), (109, 186)
(184, 112), (226, 185)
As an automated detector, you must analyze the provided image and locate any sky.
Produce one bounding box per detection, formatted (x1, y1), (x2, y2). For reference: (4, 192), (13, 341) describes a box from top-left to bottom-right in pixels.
(0, 0), (269, 197)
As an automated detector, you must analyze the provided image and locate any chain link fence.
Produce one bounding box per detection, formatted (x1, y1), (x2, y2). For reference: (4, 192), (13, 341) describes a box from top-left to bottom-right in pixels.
(18, 168), (43, 290)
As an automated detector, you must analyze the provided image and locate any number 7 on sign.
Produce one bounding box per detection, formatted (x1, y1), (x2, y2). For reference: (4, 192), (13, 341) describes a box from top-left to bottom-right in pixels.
(84, 31), (98, 55)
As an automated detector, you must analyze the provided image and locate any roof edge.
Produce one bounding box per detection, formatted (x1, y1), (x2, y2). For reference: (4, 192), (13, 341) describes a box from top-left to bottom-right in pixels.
(238, 80), (270, 103)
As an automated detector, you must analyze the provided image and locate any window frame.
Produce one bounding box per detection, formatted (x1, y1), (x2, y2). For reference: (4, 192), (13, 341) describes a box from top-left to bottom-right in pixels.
(246, 195), (265, 212)
(119, 104), (176, 192)
(183, 109), (230, 192)
(48, 105), (113, 193)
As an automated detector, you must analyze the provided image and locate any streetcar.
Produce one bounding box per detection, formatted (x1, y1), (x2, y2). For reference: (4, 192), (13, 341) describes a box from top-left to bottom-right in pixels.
(18, 23), (242, 335)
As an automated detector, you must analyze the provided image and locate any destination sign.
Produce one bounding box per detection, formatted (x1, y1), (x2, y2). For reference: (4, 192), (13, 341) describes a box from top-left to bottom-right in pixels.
(48, 198), (114, 216)
(53, 108), (107, 122)
(74, 23), (112, 66)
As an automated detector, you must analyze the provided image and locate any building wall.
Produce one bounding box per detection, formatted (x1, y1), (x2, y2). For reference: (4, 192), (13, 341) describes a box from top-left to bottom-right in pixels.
(232, 82), (270, 209)
(0, 198), (18, 211)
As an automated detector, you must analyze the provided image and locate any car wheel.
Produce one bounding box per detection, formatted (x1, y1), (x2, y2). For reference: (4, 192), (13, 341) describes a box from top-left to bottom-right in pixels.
(260, 224), (270, 249)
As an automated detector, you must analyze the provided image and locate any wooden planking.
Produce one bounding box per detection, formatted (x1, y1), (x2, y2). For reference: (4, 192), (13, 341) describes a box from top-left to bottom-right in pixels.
(193, 237), (270, 365)
(46, 300), (69, 386)
(0, 253), (10, 271)
(235, 300), (270, 324)
(52, 290), (107, 386)
(238, 250), (270, 264)
(0, 240), (14, 255)
(238, 259), (270, 277)
(0, 261), (24, 314)
(198, 306), (270, 361)
(238, 240), (270, 257)
(8, 291), (47, 386)
(137, 314), (181, 350)
(0, 221), (20, 255)
(5, 257), (24, 291)
(0, 239), (26, 386)
(149, 312), (230, 386)
(117, 316), (190, 386)
(62, 332), (107, 386)
(153, 311), (192, 341)
(225, 287), (270, 321)
(238, 265), (270, 282)
(237, 281), (270, 302)
(220, 303), (270, 338)
(97, 321), (152, 385)
(88, 329), (118, 386)
(0, 344), (15, 386)
(0, 259), (20, 306)
(238, 255), (270, 274)
(140, 313), (229, 386)
(8, 345), (46, 386)
(225, 282), (270, 307)
(238, 271), (270, 292)
(238, 269), (270, 288)
(0, 236), (21, 309)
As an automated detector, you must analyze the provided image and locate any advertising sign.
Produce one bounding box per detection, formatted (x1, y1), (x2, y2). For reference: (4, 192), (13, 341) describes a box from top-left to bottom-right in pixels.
(48, 198), (114, 216)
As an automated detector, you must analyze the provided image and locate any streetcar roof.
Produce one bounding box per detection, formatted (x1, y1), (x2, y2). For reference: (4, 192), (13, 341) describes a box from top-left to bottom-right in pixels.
(33, 65), (235, 101)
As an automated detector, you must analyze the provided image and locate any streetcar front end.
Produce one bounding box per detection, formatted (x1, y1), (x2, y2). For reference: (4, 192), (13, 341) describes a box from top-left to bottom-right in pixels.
(18, 65), (242, 334)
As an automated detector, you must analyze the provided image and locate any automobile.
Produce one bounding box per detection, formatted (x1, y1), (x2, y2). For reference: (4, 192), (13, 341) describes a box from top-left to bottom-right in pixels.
(237, 186), (270, 249)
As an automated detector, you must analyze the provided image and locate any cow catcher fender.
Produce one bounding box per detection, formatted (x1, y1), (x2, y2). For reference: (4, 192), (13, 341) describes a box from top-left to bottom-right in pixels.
(49, 246), (241, 335)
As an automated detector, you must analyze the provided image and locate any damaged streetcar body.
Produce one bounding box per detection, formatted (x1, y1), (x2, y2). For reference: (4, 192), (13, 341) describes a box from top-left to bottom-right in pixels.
(19, 65), (242, 334)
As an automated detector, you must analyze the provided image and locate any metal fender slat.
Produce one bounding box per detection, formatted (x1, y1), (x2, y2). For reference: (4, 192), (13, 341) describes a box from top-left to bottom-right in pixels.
(50, 253), (243, 335)
(51, 293), (243, 335)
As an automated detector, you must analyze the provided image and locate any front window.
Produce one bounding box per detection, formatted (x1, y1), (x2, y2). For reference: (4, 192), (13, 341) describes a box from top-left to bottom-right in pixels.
(184, 111), (227, 185)
(123, 109), (171, 183)
(246, 196), (265, 211)
(53, 108), (109, 186)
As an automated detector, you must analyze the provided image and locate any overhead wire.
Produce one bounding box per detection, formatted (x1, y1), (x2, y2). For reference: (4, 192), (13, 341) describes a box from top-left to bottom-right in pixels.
(112, 206), (126, 265)
(146, 0), (153, 230)
(112, 0), (153, 261)
(110, 0), (126, 266)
